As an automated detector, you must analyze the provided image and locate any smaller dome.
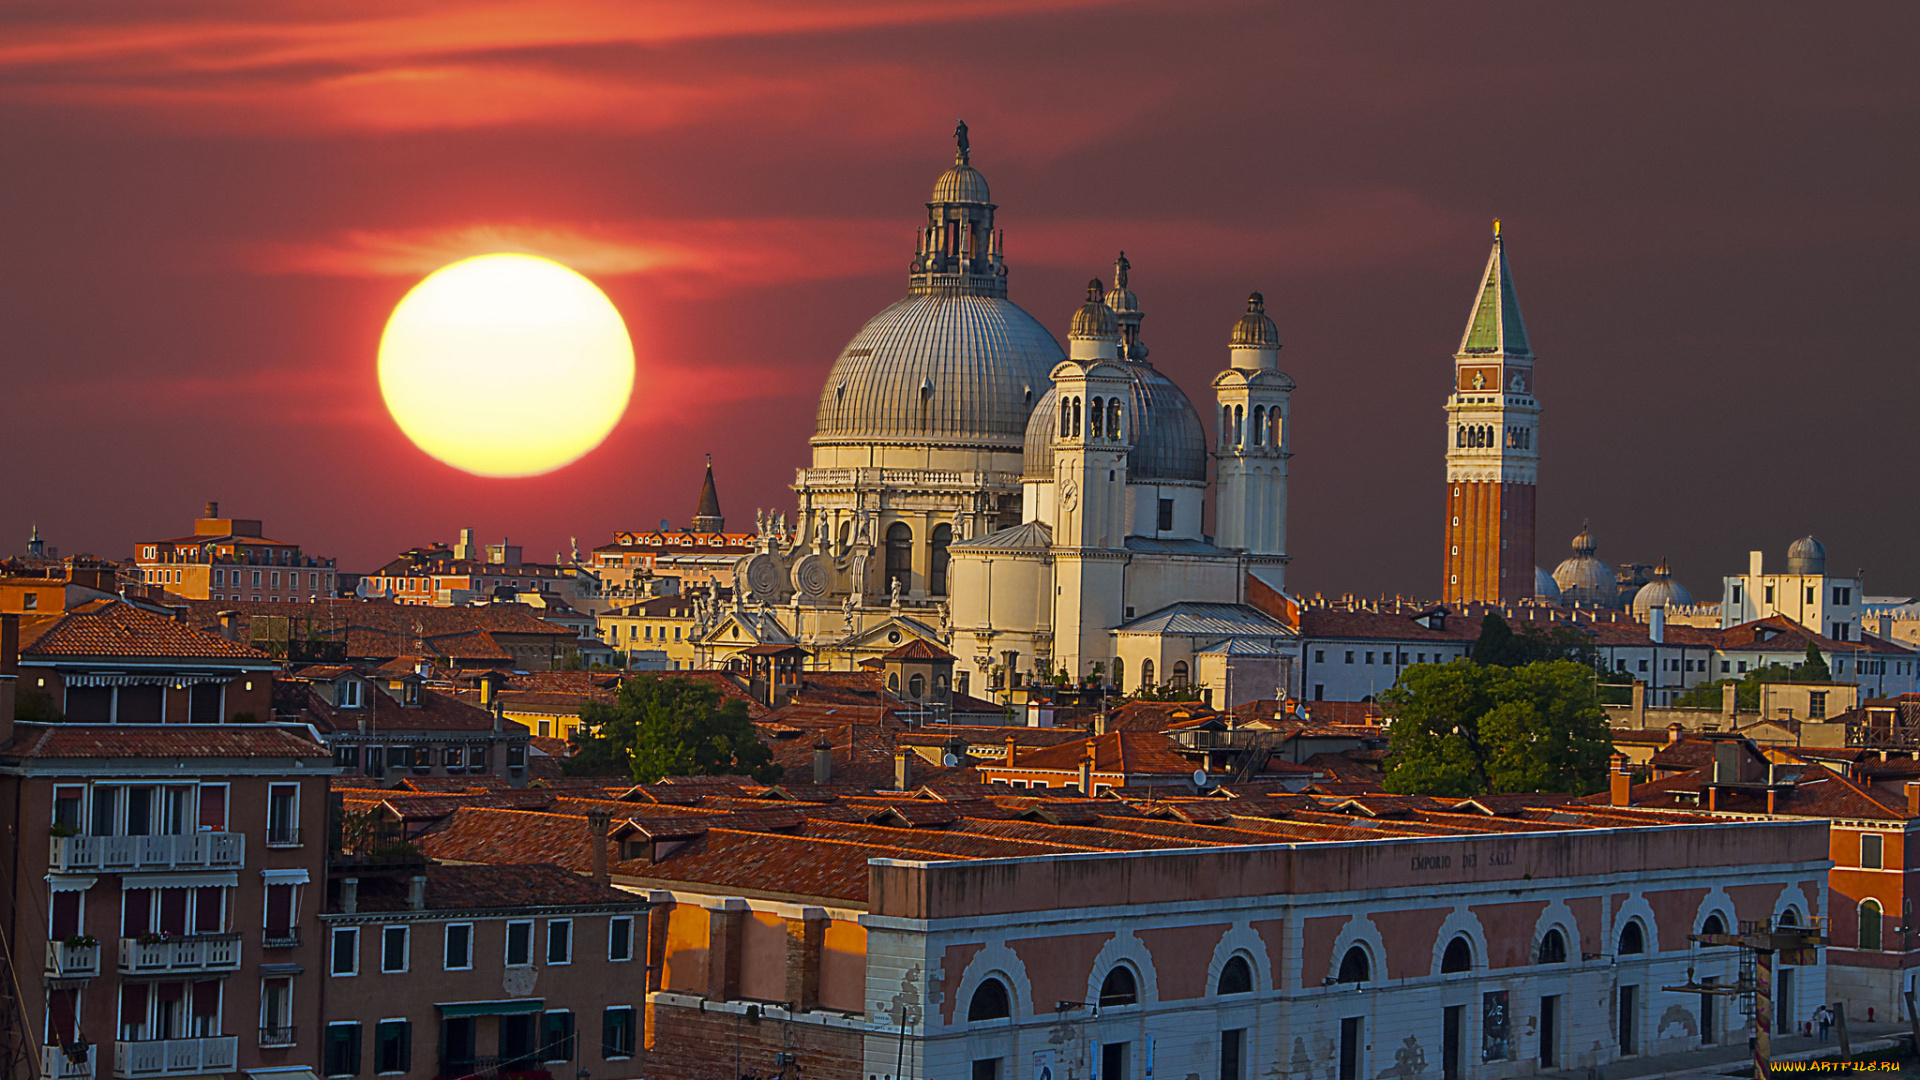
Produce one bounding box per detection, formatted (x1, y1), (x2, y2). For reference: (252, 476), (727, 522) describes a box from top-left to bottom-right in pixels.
(1570, 520), (1597, 557)
(1552, 521), (1619, 607)
(1533, 567), (1562, 604)
(932, 163), (991, 205)
(1786, 535), (1826, 576)
(1069, 280), (1119, 340)
(1632, 561), (1693, 618)
(1230, 292), (1280, 349)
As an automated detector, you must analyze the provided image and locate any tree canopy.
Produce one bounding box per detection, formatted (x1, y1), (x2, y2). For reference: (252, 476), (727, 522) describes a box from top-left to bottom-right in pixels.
(1469, 612), (1597, 669)
(564, 675), (782, 784)
(1381, 660), (1614, 797)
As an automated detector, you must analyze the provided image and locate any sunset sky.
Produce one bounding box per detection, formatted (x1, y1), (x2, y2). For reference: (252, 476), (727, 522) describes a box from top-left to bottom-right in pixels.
(3, 1), (1914, 598)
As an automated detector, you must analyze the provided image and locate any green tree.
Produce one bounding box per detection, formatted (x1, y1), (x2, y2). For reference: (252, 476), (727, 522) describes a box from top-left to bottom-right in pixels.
(1381, 661), (1613, 797)
(1470, 613), (1598, 669)
(563, 675), (782, 783)
(1799, 642), (1830, 682)
(1674, 645), (1831, 710)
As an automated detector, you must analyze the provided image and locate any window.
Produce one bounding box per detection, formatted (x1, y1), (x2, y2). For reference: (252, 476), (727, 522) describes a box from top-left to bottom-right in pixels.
(1157, 498), (1174, 532)
(608, 916), (633, 962)
(540, 1011), (575, 1062)
(1537, 928), (1567, 964)
(1337, 945), (1371, 983)
(968, 978), (1011, 1021)
(266, 784), (299, 846)
(1809, 691), (1828, 720)
(547, 920), (572, 964)
(973, 1060), (1002, 1080)
(1221, 1028), (1245, 1080)
(325, 1022), (362, 1077)
(1721, 661), (1731, 673)
(885, 523), (913, 595)
(1859, 900), (1884, 950)
(1314, 650), (1325, 663)
(375, 1019), (411, 1074)
(1097, 966), (1138, 1007)
(1440, 936), (1472, 973)
(1345, 651), (1354, 664)
(331, 927), (358, 976)
(1618, 921), (1645, 955)
(265, 883), (297, 945)
(1218, 955), (1253, 994)
(929, 523), (952, 596)
(261, 977), (294, 1046)
(1366, 652), (1375, 665)
(380, 926), (408, 973)
(1638, 659), (1648, 672)
(1862, 833), (1884, 869)
(601, 1007), (636, 1059)
(506, 921), (533, 966)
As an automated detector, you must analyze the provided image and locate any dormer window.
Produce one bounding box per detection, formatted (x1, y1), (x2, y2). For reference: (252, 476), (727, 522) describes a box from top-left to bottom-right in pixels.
(337, 680), (363, 709)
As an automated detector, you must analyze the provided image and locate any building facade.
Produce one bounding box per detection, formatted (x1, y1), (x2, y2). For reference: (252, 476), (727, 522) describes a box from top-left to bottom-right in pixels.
(135, 503), (337, 603)
(1443, 224), (1539, 605)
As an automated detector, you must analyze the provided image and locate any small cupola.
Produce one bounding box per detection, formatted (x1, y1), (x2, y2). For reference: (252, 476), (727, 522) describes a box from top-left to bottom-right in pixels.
(1228, 291), (1281, 371)
(1068, 279), (1121, 361)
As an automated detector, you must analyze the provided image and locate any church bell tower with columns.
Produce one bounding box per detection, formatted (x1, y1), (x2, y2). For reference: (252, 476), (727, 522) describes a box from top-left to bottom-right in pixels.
(1443, 222), (1539, 604)
(1212, 292), (1294, 582)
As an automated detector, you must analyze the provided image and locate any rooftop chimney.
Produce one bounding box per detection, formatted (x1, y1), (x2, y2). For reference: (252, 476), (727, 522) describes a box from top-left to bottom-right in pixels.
(407, 875), (426, 911)
(340, 878), (358, 914)
(1610, 753), (1632, 807)
(217, 611), (241, 642)
(1907, 782), (1920, 819)
(204, 502), (218, 519)
(1667, 722), (1682, 747)
(893, 749), (914, 792)
(1004, 733), (1017, 765)
(1630, 681), (1646, 727)
(587, 809), (612, 885)
(812, 739), (832, 785)
(1093, 711), (1109, 737)
(1077, 742), (1095, 796)
(1749, 550), (1764, 579)
(1722, 682), (1737, 722)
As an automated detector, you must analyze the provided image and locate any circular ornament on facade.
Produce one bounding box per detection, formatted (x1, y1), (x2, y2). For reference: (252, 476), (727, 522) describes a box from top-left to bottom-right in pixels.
(743, 554), (782, 602)
(888, 630), (902, 644)
(792, 554), (832, 599)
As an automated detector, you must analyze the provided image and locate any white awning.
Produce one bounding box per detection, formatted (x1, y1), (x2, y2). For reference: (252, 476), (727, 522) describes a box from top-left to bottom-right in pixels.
(247, 1069), (320, 1080)
(260, 868), (311, 885)
(65, 673), (236, 688)
(46, 876), (97, 893)
(121, 872), (238, 890)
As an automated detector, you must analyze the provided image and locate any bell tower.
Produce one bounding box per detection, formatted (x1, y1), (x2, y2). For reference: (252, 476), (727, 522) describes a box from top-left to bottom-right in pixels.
(1443, 222), (1538, 604)
(1212, 292), (1295, 577)
(1049, 281), (1132, 679)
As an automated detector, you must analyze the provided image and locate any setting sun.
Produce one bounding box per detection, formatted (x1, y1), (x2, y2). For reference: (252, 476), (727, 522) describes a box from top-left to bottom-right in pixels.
(377, 253), (634, 477)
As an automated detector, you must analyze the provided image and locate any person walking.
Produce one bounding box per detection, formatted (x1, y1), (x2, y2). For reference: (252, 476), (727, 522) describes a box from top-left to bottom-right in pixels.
(1815, 1004), (1832, 1042)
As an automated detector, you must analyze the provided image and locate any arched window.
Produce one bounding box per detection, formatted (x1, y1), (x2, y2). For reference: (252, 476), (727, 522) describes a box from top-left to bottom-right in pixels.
(1108, 399), (1123, 442)
(1233, 404), (1245, 445)
(1061, 397), (1072, 438)
(929, 524), (952, 596)
(1221, 405), (1232, 448)
(1618, 921), (1645, 955)
(1251, 405), (1265, 446)
(837, 519), (851, 553)
(1336, 945), (1371, 983)
(1702, 913), (1726, 938)
(1171, 660), (1189, 687)
(1098, 966), (1138, 1007)
(1217, 955), (1253, 995)
(1440, 936), (1472, 973)
(1269, 409), (1281, 447)
(1456, 425), (1465, 448)
(887, 672), (899, 692)
(1779, 908), (1800, 928)
(885, 522), (913, 595)
(908, 673), (925, 699)
(1111, 657), (1124, 690)
(1089, 397), (1104, 439)
(1537, 928), (1567, 964)
(1072, 397), (1082, 438)
(968, 978), (1011, 1021)
(1860, 900), (1883, 951)
(1140, 659), (1154, 689)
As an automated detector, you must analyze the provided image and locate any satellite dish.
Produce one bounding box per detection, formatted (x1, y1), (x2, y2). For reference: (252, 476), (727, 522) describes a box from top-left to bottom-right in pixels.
(1193, 769), (1209, 788)
(943, 754), (960, 767)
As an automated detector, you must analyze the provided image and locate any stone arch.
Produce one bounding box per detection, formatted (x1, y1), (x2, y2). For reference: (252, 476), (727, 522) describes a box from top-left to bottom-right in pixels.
(1430, 907), (1490, 977)
(1328, 914), (1386, 984)
(1530, 900), (1578, 964)
(1083, 932), (1159, 1009)
(1205, 924), (1276, 996)
(947, 942), (1037, 1028)
(1612, 894), (1660, 958)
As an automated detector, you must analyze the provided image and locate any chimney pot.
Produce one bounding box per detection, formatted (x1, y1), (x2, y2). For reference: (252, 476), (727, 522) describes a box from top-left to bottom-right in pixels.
(407, 875), (426, 911)
(1667, 722), (1682, 746)
(205, 502), (218, 519)
(894, 749), (913, 792)
(813, 739), (832, 785)
(340, 878), (358, 914)
(587, 809), (612, 885)
(1906, 781), (1920, 819)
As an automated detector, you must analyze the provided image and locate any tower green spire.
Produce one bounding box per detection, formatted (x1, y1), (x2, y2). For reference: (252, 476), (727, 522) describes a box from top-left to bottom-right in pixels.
(1459, 220), (1531, 357)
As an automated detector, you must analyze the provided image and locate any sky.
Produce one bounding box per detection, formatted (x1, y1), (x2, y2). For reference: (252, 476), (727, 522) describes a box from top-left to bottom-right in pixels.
(2, 1), (1915, 600)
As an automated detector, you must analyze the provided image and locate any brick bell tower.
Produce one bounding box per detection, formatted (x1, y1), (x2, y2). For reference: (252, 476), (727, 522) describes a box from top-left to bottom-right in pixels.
(1443, 221), (1538, 604)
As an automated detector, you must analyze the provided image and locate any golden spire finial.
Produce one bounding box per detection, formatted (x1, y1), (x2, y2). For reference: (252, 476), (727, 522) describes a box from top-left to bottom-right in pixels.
(1492, 218), (1502, 238)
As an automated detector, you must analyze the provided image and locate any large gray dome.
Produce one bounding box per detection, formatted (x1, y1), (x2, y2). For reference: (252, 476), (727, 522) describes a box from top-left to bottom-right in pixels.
(1023, 362), (1208, 482)
(1787, 535), (1826, 575)
(813, 294), (1062, 448)
(1632, 561), (1693, 618)
(1552, 521), (1620, 607)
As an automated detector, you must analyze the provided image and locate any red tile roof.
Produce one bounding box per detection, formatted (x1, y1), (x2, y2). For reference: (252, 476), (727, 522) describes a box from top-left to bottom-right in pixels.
(880, 640), (954, 661)
(997, 732), (1197, 776)
(1, 722), (327, 760)
(21, 600), (273, 662)
(335, 862), (639, 913)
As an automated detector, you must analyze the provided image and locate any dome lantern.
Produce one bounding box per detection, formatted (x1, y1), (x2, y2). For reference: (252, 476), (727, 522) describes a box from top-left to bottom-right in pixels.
(1228, 291), (1281, 372)
(1068, 279), (1121, 361)
(911, 119), (1005, 299)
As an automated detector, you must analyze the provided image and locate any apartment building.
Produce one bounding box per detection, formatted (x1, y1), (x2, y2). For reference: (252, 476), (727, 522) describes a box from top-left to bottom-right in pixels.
(317, 863), (647, 1080)
(134, 503), (337, 603)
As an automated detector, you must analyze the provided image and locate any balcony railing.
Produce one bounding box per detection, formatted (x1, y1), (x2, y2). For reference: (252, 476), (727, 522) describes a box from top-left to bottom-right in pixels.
(46, 940), (101, 978)
(264, 826), (301, 849)
(43, 1044), (96, 1080)
(118, 933), (242, 975)
(113, 1037), (238, 1079)
(258, 1026), (297, 1049)
(51, 833), (244, 873)
(263, 928), (300, 949)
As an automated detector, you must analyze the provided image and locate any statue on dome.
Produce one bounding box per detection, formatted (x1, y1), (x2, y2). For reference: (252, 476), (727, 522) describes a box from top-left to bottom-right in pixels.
(954, 119), (969, 163)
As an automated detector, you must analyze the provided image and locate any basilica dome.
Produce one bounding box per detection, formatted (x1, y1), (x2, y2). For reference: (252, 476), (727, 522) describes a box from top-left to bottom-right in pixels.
(1552, 521), (1619, 607)
(1533, 567), (1563, 604)
(1631, 561), (1692, 618)
(810, 129), (1062, 451)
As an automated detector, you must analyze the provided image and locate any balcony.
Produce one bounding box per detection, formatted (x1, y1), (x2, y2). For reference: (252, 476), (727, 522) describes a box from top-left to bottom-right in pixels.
(264, 825), (301, 849)
(258, 1026), (297, 1049)
(113, 1037), (238, 1079)
(43, 1043), (95, 1080)
(263, 928), (300, 949)
(46, 940), (101, 978)
(50, 833), (244, 873)
(118, 933), (242, 975)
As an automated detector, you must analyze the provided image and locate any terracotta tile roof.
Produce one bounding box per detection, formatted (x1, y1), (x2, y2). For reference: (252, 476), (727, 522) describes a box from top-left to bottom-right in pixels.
(21, 600), (273, 662)
(880, 640), (954, 661)
(1, 722), (327, 760)
(1302, 701), (1386, 726)
(281, 681), (524, 736)
(1101, 700), (1215, 733)
(1299, 606), (1479, 643)
(999, 732), (1196, 776)
(414, 807), (604, 872)
(335, 862), (639, 913)
(175, 598), (572, 665)
(620, 828), (916, 905)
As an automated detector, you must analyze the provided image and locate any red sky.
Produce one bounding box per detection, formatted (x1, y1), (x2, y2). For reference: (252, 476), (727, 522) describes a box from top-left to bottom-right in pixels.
(3, 1), (1915, 599)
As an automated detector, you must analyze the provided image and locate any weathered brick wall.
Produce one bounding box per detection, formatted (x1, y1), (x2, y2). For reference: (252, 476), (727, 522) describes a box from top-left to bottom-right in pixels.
(648, 1001), (864, 1080)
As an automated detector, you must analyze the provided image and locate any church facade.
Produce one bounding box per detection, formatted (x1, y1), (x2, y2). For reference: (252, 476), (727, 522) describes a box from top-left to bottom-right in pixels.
(717, 128), (1299, 701)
